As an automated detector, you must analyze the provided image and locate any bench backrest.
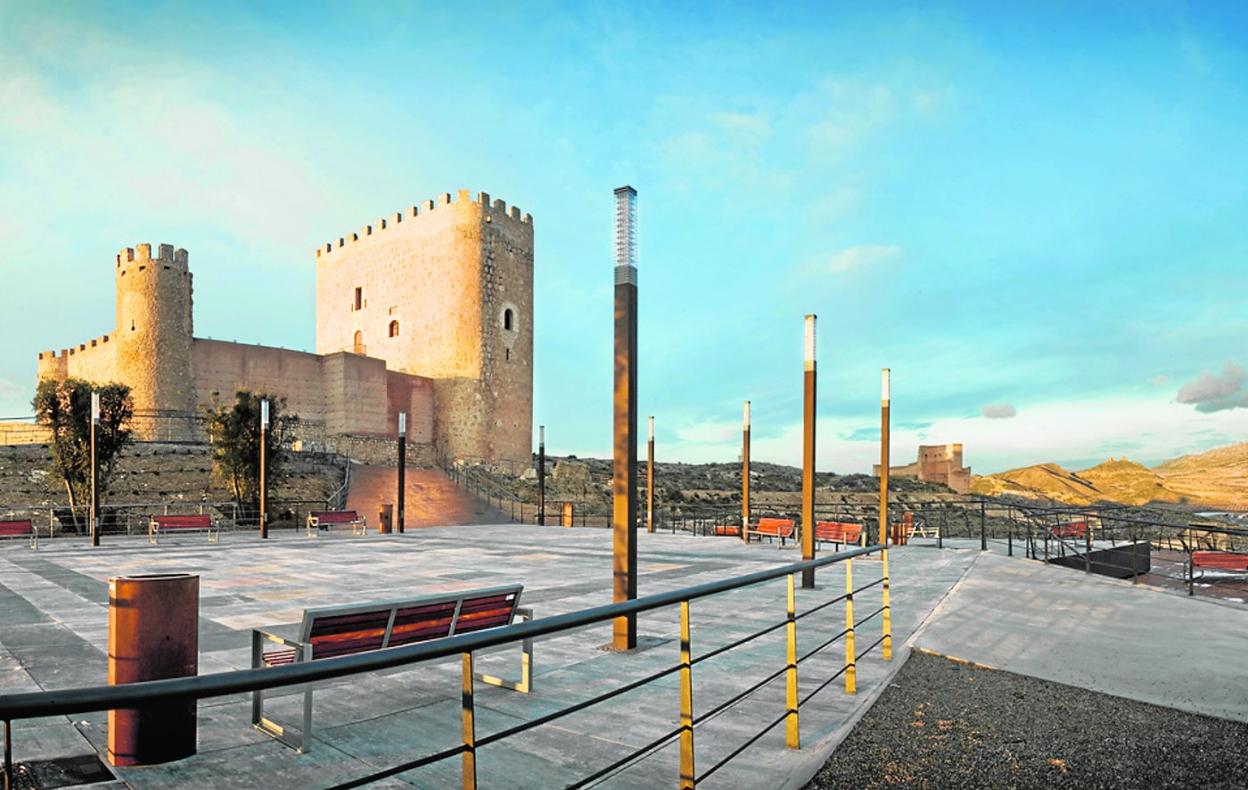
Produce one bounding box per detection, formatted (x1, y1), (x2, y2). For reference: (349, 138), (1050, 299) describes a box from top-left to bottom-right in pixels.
(312, 510), (361, 524)
(816, 521), (862, 543)
(152, 515), (212, 529)
(755, 518), (795, 537)
(1051, 521), (1087, 539)
(1193, 551), (1248, 571)
(0, 520), (34, 537)
(299, 584), (524, 660)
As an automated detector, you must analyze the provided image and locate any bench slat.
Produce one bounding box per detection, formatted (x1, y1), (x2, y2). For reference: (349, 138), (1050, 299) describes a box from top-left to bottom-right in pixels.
(1193, 551), (1248, 572)
(0, 520), (34, 537)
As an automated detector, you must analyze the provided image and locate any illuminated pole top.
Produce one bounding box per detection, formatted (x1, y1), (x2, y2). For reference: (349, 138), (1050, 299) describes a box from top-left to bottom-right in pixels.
(539, 425), (545, 444)
(398, 411), (407, 437)
(614, 186), (637, 285)
(882, 368), (891, 404)
(804, 314), (817, 370)
(648, 416), (655, 441)
(260, 399), (270, 429)
(744, 400), (751, 428)
(91, 392), (100, 424)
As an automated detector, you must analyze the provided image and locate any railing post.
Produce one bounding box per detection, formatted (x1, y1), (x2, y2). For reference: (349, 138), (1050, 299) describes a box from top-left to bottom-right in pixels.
(785, 573), (800, 748)
(678, 600), (696, 789)
(882, 548), (893, 661)
(3, 718), (12, 790)
(980, 501), (986, 551)
(1007, 517), (1013, 556)
(1085, 519), (1093, 574)
(462, 652), (477, 790)
(844, 561), (856, 695)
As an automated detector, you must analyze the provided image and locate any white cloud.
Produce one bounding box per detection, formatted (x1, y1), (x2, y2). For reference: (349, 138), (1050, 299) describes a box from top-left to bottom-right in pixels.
(1176, 362), (1248, 412)
(822, 244), (904, 274)
(981, 403), (1017, 419)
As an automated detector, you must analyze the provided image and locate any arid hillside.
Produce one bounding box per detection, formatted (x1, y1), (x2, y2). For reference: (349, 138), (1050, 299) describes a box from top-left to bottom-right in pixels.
(971, 444), (1248, 509)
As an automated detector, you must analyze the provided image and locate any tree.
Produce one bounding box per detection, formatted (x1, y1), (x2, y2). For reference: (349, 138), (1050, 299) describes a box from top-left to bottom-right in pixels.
(205, 391), (296, 516)
(33, 378), (134, 531)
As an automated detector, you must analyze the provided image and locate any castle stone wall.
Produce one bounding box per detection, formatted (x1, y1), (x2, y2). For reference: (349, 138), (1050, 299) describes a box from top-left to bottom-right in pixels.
(37, 335), (117, 387)
(192, 339), (327, 417)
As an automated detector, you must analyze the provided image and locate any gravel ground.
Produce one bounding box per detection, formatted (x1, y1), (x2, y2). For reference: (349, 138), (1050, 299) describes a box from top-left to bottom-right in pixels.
(807, 651), (1248, 789)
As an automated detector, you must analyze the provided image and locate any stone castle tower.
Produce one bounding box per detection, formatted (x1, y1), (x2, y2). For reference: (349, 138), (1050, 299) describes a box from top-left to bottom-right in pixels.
(114, 243), (196, 421)
(315, 189), (533, 466)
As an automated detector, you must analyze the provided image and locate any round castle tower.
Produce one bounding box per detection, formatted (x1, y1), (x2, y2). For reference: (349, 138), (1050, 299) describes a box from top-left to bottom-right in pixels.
(114, 243), (196, 435)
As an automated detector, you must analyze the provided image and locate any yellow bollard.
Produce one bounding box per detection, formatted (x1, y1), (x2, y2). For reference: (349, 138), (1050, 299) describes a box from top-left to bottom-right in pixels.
(678, 600), (696, 788)
(882, 548), (893, 661)
(785, 573), (799, 749)
(461, 653), (477, 790)
(845, 559), (857, 694)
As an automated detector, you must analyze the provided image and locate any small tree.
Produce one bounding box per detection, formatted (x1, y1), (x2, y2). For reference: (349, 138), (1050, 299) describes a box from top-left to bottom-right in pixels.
(205, 391), (296, 515)
(33, 378), (134, 531)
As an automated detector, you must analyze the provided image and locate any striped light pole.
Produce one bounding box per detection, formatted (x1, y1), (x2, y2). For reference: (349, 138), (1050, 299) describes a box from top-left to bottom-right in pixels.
(879, 369), (890, 546)
(91, 391), (100, 547)
(646, 416), (655, 534)
(741, 400), (750, 541)
(612, 185), (639, 651)
(259, 398), (269, 540)
(801, 315), (817, 589)
(397, 411), (406, 534)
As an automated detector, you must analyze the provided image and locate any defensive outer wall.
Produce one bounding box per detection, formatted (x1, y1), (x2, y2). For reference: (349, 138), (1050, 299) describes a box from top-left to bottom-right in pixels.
(31, 189), (533, 469)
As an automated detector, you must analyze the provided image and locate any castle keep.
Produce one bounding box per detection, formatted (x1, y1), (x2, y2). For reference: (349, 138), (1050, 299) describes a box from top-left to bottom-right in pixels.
(35, 189), (534, 467)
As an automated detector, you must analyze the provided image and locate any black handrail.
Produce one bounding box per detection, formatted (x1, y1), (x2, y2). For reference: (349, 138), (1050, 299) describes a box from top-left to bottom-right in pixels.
(0, 543), (882, 720)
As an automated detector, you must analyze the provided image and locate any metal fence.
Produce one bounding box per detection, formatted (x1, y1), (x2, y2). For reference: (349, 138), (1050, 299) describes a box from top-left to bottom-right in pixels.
(0, 544), (891, 789)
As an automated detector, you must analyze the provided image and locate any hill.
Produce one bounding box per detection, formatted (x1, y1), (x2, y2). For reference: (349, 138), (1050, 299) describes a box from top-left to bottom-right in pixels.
(971, 444), (1248, 509)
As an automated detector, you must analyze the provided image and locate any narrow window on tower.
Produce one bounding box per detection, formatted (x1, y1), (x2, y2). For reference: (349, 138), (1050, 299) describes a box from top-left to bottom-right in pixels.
(503, 308), (514, 331)
(354, 287), (363, 311)
(389, 320), (399, 338)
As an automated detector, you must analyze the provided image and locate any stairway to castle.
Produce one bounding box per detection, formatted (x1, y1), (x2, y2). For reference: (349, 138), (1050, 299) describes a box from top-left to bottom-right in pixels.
(344, 465), (510, 528)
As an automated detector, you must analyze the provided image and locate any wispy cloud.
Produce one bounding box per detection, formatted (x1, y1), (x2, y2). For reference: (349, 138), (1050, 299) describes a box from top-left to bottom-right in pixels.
(1176, 362), (1248, 412)
(816, 244), (904, 274)
(981, 403), (1017, 419)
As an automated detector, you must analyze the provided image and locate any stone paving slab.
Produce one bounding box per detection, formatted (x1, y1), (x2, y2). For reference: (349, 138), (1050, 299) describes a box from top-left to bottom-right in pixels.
(0, 526), (974, 788)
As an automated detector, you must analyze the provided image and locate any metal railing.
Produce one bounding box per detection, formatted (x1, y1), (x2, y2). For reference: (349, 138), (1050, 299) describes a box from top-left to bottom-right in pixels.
(0, 544), (892, 789)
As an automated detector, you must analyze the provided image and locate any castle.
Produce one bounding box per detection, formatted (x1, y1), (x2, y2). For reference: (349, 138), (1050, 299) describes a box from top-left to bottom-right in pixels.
(874, 444), (972, 494)
(35, 189), (534, 467)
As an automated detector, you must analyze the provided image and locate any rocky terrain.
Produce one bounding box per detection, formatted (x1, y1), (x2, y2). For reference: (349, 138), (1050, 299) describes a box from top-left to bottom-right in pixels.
(971, 443), (1248, 510)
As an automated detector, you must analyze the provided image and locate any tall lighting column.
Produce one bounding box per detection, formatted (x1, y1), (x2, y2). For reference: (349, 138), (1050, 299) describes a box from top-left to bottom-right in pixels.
(741, 401), (750, 542)
(801, 315), (817, 589)
(646, 416), (655, 534)
(259, 398), (269, 540)
(612, 185), (639, 651)
(879, 369), (890, 546)
(537, 425), (546, 526)
(91, 391), (100, 547)
(397, 411), (407, 534)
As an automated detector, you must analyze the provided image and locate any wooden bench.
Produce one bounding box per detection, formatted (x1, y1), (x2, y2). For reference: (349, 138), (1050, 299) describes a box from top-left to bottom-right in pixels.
(148, 514), (218, 544)
(815, 521), (862, 548)
(1192, 551), (1248, 575)
(1051, 521), (1088, 540)
(251, 584), (532, 752)
(306, 509), (367, 537)
(748, 517), (795, 546)
(0, 519), (37, 549)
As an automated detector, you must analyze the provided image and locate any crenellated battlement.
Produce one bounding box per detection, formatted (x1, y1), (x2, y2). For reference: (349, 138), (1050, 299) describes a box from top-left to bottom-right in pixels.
(315, 189), (532, 258)
(37, 332), (113, 362)
(116, 243), (189, 270)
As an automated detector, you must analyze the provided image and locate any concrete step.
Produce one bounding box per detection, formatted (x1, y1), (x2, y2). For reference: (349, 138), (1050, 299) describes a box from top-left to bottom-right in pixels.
(344, 465), (511, 528)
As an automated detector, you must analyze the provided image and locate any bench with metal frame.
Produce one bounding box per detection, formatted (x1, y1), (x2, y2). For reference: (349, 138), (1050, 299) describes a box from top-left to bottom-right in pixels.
(746, 517), (795, 546)
(0, 519), (37, 549)
(306, 509), (367, 537)
(148, 514), (218, 544)
(815, 521), (862, 550)
(1051, 520), (1088, 540)
(251, 584), (533, 752)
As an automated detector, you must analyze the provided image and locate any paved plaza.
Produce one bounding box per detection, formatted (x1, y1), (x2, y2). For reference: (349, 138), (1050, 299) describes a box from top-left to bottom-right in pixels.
(3, 526), (1247, 789)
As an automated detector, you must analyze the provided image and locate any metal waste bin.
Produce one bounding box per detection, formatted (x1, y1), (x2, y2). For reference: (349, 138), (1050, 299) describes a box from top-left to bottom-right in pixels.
(379, 503), (393, 534)
(107, 573), (199, 766)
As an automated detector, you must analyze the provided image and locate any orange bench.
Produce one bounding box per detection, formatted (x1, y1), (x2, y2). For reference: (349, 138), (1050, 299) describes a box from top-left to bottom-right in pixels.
(815, 521), (862, 548)
(711, 525), (741, 537)
(252, 584), (532, 752)
(748, 517), (795, 546)
(148, 514), (218, 544)
(1193, 551), (1248, 574)
(1051, 521), (1088, 540)
(0, 519), (37, 549)
(306, 509), (367, 537)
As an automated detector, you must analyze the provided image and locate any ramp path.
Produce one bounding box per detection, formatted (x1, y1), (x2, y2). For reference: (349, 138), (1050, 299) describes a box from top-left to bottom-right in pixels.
(345, 465), (509, 528)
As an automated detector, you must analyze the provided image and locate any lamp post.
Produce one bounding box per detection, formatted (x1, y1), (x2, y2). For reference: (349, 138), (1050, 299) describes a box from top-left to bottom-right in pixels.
(612, 184), (639, 651)
(646, 416), (655, 534)
(879, 369), (890, 546)
(397, 411), (407, 534)
(91, 391), (100, 547)
(742, 400), (750, 542)
(801, 315), (817, 589)
(537, 425), (546, 526)
(259, 398), (269, 540)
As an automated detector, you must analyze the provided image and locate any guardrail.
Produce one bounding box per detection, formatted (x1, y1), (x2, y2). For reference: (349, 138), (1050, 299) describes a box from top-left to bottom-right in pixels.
(0, 544), (892, 789)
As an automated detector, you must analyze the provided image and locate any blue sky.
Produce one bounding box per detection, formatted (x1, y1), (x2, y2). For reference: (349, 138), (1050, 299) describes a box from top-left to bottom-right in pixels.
(2, 1), (1246, 474)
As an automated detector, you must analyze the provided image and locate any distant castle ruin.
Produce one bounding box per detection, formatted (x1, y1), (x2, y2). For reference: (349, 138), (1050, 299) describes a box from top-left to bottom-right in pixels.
(35, 189), (534, 467)
(874, 444), (971, 494)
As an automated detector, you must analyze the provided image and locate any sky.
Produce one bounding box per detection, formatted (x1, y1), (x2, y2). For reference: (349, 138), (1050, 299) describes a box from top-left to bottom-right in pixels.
(1, 1), (1246, 474)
